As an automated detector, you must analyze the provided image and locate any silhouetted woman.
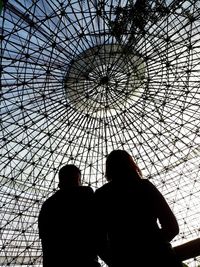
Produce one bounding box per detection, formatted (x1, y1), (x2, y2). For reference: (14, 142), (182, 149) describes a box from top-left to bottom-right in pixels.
(94, 150), (182, 267)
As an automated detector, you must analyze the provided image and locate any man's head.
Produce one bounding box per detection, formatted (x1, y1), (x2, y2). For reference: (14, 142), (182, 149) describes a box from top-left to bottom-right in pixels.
(58, 164), (81, 189)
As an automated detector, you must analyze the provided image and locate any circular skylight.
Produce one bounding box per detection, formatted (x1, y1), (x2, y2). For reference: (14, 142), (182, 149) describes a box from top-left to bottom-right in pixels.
(65, 44), (145, 116)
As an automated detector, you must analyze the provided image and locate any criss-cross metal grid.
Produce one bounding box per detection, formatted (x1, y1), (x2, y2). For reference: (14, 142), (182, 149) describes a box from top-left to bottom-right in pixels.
(1, 0), (200, 266)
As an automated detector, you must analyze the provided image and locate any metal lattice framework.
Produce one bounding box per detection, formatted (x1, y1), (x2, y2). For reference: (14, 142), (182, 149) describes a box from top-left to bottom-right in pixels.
(1, 0), (200, 266)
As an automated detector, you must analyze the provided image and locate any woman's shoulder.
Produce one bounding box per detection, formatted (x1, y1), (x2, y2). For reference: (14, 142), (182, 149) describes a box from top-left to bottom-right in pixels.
(140, 179), (164, 201)
(94, 182), (112, 195)
(141, 178), (156, 189)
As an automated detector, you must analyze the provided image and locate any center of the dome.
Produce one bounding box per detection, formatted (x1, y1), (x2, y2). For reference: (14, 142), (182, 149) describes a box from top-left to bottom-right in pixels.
(65, 44), (146, 117)
(100, 76), (109, 85)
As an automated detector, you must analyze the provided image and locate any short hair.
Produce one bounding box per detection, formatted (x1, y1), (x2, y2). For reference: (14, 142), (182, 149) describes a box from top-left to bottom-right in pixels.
(105, 150), (142, 182)
(58, 164), (81, 188)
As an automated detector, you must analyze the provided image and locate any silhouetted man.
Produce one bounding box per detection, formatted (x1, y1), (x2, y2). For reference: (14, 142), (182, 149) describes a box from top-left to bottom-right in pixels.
(38, 164), (99, 267)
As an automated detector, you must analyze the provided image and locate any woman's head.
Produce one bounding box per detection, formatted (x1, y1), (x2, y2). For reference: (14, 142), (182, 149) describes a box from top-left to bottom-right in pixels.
(105, 150), (142, 182)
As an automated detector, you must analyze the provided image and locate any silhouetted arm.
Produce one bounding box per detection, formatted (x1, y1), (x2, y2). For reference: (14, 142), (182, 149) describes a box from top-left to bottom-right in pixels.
(147, 180), (179, 242)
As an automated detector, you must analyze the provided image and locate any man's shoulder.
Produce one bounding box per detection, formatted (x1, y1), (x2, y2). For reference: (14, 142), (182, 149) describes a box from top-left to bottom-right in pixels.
(41, 186), (94, 206)
(78, 186), (94, 195)
(41, 191), (59, 208)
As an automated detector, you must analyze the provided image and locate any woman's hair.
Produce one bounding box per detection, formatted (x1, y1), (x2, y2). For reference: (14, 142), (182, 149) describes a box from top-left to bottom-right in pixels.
(105, 150), (142, 182)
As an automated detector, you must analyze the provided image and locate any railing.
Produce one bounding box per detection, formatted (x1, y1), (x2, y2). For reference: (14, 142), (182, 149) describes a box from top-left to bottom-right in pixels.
(174, 238), (200, 262)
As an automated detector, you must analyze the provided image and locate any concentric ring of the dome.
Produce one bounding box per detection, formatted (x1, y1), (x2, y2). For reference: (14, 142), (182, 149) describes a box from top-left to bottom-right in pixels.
(1, 0), (200, 266)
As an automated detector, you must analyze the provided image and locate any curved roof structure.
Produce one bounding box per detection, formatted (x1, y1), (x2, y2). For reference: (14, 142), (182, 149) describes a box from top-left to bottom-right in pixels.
(1, 0), (200, 266)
